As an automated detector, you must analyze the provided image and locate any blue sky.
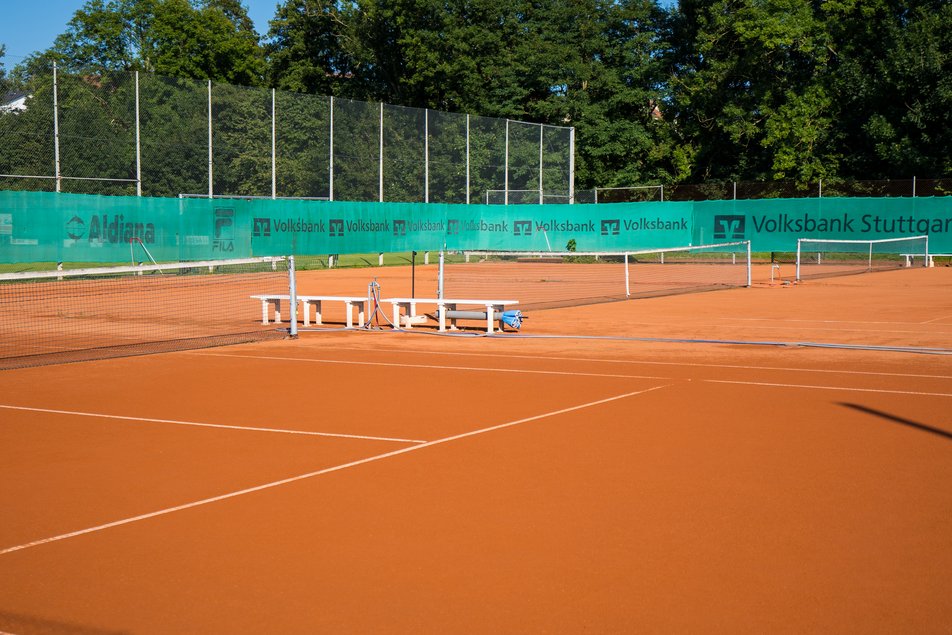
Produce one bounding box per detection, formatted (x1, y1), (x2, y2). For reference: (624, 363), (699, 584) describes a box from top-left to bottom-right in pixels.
(0, 0), (280, 62)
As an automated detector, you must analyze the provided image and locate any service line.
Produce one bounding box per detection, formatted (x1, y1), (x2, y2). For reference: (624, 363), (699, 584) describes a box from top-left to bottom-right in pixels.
(289, 345), (952, 380)
(191, 351), (668, 380)
(0, 385), (669, 556)
(704, 379), (952, 398)
(0, 404), (426, 444)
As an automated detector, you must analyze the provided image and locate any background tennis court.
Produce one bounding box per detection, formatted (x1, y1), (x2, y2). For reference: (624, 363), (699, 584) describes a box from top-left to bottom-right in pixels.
(1, 265), (950, 633)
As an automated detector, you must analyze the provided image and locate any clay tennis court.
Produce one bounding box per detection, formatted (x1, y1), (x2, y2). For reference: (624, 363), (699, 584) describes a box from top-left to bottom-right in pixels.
(1, 264), (951, 633)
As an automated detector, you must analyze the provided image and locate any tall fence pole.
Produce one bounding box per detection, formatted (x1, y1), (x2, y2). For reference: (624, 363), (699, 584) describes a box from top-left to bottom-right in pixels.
(424, 109), (430, 204)
(328, 96), (334, 202)
(53, 62), (61, 193)
(568, 127), (575, 204)
(207, 80), (213, 198)
(538, 124), (544, 205)
(271, 88), (277, 199)
(912, 175), (917, 197)
(135, 71), (142, 196)
(504, 120), (510, 206)
(465, 114), (471, 205)
(379, 102), (384, 203)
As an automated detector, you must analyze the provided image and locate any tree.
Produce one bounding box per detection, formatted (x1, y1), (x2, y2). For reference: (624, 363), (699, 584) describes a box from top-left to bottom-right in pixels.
(49, 0), (265, 85)
(822, 0), (952, 179)
(668, 0), (837, 183)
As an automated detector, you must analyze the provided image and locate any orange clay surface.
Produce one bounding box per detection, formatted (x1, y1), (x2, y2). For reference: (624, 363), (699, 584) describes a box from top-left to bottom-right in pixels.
(1, 264), (951, 633)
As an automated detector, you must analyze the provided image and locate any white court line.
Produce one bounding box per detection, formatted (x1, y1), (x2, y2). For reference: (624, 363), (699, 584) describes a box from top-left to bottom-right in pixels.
(0, 385), (670, 556)
(704, 379), (952, 398)
(722, 317), (921, 325)
(921, 315), (952, 325)
(0, 404), (425, 444)
(190, 351), (667, 380)
(293, 346), (952, 380)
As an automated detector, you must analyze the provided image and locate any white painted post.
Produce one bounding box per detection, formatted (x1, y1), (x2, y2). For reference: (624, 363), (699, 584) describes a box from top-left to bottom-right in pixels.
(207, 80), (213, 198)
(568, 127), (575, 204)
(379, 102), (384, 202)
(272, 88), (277, 199)
(329, 96), (334, 201)
(504, 120), (510, 206)
(135, 71), (142, 196)
(53, 62), (61, 192)
(425, 109), (430, 203)
(538, 124), (544, 205)
(465, 114), (470, 205)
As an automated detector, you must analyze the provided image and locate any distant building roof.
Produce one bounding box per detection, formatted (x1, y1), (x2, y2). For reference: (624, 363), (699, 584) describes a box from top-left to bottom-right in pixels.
(0, 91), (29, 113)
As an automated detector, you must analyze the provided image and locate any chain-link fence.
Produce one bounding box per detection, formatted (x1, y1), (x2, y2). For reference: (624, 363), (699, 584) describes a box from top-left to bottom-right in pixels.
(575, 178), (952, 203)
(0, 66), (575, 204)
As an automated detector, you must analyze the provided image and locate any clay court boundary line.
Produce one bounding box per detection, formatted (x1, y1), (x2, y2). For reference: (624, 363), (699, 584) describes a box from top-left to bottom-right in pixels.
(190, 351), (669, 380)
(705, 379), (952, 398)
(0, 404), (426, 444)
(301, 346), (952, 380)
(0, 384), (670, 557)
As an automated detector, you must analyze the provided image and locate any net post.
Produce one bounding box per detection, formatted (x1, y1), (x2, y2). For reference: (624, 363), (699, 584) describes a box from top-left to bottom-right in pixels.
(438, 251), (445, 299)
(624, 252), (630, 297)
(746, 241), (752, 287)
(796, 239), (802, 281)
(924, 235), (930, 267)
(287, 255), (298, 337)
(868, 242), (873, 272)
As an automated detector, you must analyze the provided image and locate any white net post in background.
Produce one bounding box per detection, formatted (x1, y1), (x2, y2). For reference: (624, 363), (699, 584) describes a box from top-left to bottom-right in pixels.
(795, 236), (929, 281)
(440, 241), (750, 310)
(0, 256), (294, 369)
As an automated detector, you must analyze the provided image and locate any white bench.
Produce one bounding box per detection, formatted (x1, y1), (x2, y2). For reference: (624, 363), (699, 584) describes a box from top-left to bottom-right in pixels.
(382, 297), (518, 333)
(299, 295), (366, 328)
(250, 295), (367, 328)
(902, 254), (948, 267)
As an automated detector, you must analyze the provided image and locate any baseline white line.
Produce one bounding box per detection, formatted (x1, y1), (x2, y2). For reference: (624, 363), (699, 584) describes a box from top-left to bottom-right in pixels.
(191, 351), (666, 380)
(280, 346), (952, 380)
(704, 379), (952, 398)
(921, 315), (952, 325)
(0, 404), (425, 444)
(0, 385), (669, 556)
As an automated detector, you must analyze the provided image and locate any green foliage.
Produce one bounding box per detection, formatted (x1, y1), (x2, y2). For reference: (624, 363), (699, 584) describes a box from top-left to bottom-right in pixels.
(49, 0), (265, 84)
(4, 0), (951, 199)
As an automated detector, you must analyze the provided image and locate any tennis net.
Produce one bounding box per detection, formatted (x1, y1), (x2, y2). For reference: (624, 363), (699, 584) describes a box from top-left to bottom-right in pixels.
(439, 241), (751, 310)
(0, 256), (293, 369)
(795, 236), (929, 281)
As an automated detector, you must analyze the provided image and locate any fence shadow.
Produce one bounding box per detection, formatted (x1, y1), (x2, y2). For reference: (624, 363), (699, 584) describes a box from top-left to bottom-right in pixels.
(838, 402), (952, 442)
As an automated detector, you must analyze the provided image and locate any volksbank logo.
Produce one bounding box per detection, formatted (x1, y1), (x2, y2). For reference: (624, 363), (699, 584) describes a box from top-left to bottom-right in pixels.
(393, 219), (407, 236)
(514, 220), (532, 236)
(447, 219), (460, 235)
(601, 219), (620, 236)
(253, 217), (271, 237)
(329, 219), (344, 237)
(714, 214), (746, 239)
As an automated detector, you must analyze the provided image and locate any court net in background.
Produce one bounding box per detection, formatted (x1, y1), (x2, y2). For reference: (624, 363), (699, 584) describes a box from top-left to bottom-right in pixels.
(795, 236), (929, 281)
(439, 241), (751, 310)
(0, 257), (292, 369)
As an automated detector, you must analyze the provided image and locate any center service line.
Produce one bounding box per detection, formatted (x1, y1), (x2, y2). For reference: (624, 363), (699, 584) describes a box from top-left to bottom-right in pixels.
(0, 384), (670, 557)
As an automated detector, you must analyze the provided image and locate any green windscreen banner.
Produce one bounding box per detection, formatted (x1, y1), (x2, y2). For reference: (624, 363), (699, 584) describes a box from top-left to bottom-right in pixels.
(1, 190), (950, 264)
(0, 191), (693, 263)
(693, 197), (952, 251)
